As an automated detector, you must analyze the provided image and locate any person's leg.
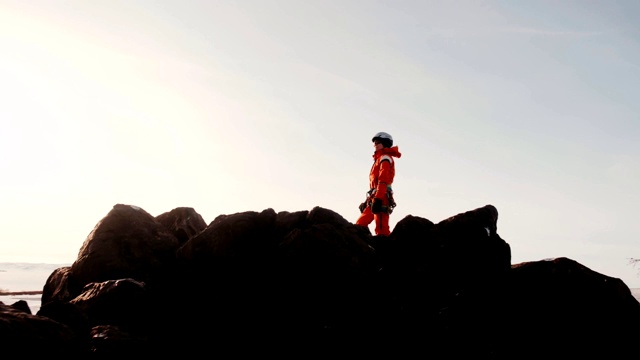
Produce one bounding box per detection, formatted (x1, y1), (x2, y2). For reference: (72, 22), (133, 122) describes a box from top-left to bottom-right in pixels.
(374, 212), (390, 236)
(356, 207), (374, 227)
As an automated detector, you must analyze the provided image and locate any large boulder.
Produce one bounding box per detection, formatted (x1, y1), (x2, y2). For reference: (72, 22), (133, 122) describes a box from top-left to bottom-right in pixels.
(70, 204), (181, 291)
(155, 207), (207, 245)
(367, 204), (511, 354)
(173, 206), (378, 352)
(41, 266), (77, 305)
(501, 257), (640, 357)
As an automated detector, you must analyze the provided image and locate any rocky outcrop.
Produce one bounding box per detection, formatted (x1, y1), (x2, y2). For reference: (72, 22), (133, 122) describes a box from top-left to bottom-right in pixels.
(70, 204), (181, 290)
(1, 203), (638, 357)
(0, 301), (86, 357)
(155, 206), (207, 245)
(503, 257), (640, 357)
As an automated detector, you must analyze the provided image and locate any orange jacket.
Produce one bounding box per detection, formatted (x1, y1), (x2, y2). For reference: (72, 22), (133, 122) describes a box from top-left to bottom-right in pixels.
(369, 146), (402, 200)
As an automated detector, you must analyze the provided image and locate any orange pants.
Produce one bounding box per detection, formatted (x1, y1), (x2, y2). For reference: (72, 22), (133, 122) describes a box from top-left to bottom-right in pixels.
(356, 204), (391, 236)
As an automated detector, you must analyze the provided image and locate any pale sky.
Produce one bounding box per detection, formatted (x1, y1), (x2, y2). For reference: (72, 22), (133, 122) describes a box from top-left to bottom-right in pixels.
(1, 0), (639, 287)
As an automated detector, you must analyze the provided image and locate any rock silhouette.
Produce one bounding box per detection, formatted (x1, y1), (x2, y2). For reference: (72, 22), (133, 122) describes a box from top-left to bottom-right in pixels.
(2, 203), (639, 357)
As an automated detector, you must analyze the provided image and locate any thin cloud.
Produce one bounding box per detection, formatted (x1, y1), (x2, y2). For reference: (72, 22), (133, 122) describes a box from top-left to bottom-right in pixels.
(419, 26), (605, 39)
(499, 26), (604, 37)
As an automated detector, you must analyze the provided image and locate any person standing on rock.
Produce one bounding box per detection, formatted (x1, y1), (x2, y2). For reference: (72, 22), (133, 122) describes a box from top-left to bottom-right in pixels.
(356, 131), (402, 236)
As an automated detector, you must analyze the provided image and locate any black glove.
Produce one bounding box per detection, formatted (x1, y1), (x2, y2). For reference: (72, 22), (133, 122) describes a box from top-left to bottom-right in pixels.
(359, 202), (367, 213)
(371, 198), (384, 213)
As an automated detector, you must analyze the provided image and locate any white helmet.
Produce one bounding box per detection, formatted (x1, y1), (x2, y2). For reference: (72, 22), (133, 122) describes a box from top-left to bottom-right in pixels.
(372, 132), (393, 147)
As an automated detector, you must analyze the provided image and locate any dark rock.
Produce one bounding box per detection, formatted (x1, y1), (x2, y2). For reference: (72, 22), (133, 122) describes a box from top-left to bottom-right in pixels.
(37, 300), (90, 337)
(0, 302), (89, 356)
(1, 203), (634, 357)
(10, 300), (32, 314)
(90, 324), (149, 356)
(70, 278), (148, 330)
(42, 266), (79, 305)
(501, 257), (640, 357)
(155, 206), (207, 245)
(71, 204), (181, 291)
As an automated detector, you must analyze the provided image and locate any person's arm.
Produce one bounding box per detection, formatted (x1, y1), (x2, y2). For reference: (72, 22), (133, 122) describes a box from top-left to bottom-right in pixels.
(371, 158), (393, 213)
(374, 158), (393, 200)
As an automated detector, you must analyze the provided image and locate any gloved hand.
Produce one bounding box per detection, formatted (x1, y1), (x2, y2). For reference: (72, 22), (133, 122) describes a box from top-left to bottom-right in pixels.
(371, 198), (384, 213)
(359, 202), (366, 213)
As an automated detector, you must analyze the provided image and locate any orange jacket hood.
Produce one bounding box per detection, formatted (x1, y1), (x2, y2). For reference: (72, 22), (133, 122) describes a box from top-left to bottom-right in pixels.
(373, 146), (401, 159)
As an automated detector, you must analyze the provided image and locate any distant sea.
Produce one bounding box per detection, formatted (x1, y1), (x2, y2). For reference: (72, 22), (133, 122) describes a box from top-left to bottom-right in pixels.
(2, 262), (640, 314)
(0, 262), (71, 313)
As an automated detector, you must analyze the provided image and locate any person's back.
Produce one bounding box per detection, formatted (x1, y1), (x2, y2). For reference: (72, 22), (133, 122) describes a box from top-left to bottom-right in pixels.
(355, 132), (401, 236)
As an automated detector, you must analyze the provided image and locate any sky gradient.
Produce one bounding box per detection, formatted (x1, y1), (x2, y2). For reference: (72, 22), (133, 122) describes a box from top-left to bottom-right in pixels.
(1, 1), (639, 287)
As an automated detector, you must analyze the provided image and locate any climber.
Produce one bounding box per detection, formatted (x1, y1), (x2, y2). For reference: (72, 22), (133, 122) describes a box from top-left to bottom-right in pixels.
(355, 131), (402, 236)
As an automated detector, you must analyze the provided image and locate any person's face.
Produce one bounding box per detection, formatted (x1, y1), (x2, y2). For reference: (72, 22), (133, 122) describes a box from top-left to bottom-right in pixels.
(373, 140), (383, 151)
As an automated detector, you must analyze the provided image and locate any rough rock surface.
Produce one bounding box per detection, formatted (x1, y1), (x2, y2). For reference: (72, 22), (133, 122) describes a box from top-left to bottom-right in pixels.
(1, 203), (638, 357)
